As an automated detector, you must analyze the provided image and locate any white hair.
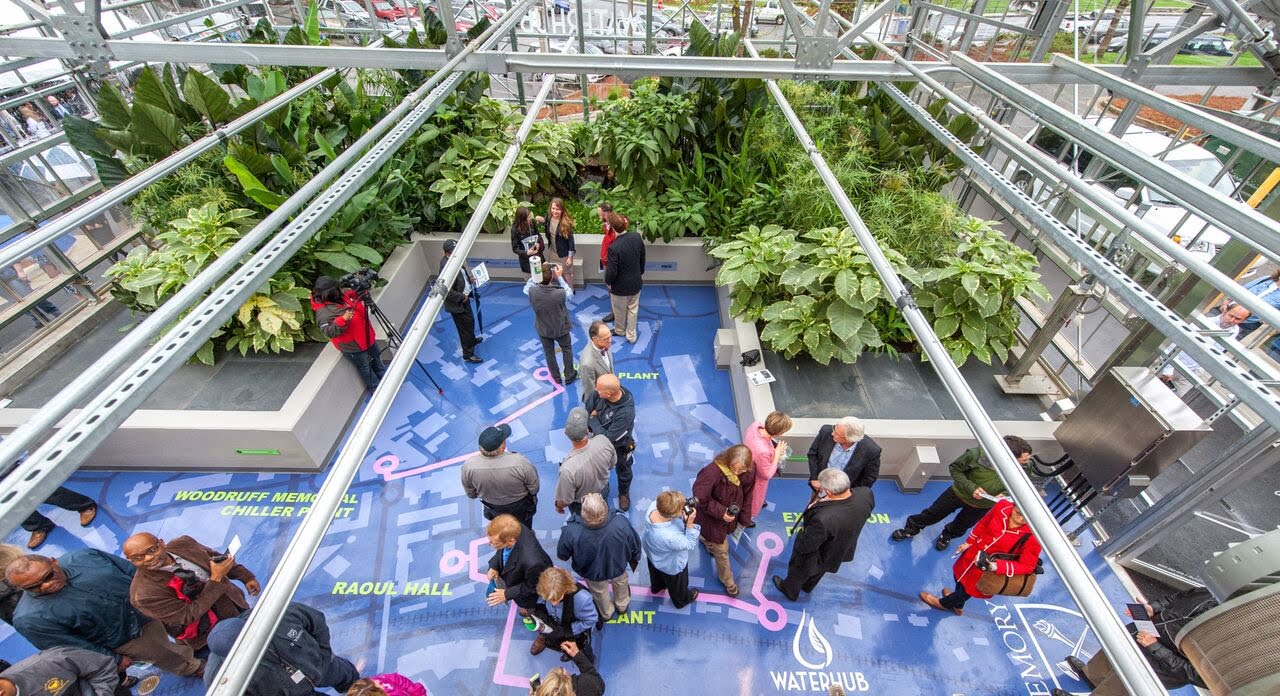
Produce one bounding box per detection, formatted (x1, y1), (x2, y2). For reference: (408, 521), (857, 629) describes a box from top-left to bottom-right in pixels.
(818, 468), (851, 495)
(580, 493), (608, 528)
(836, 417), (865, 442)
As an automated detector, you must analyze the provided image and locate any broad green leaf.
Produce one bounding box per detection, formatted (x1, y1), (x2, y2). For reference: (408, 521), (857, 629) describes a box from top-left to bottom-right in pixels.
(934, 315), (959, 338)
(271, 292), (303, 312)
(314, 251), (362, 273)
(834, 268), (858, 300)
(860, 275), (881, 302)
(960, 273), (979, 295)
(96, 83), (132, 130)
(183, 69), (234, 125)
(133, 68), (172, 114)
(960, 321), (986, 348)
(827, 300), (863, 342)
(194, 340), (216, 366)
(345, 243), (382, 264)
(131, 103), (182, 150)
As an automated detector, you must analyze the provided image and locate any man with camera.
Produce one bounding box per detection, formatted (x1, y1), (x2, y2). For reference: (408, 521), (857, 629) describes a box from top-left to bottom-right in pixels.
(641, 491), (701, 608)
(122, 532), (260, 652)
(311, 275), (387, 390)
(524, 262), (576, 386)
(772, 469), (875, 601)
(440, 239), (483, 364)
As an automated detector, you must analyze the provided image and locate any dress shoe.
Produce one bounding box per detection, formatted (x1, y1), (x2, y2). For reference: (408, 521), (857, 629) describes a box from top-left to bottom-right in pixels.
(1065, 655), (1094, 688)
(137, 675), (161, 696)
(530, 635), (547, 655)
(890, 528), (915, 542)
(726, 584), (740, 598)
(920, 590), (962, 616)
(79, 505), (97, 527)
(463, 355), (483, 364)
(602, 313), (614, 323)
(618, 494), (630, 511)
(475, 337), (484, 344)
(941, 588), (964, 616)
(772, 575), (798, 601)
(595, 616), (607, 631)
(934, 533), (954, 551)
(564, 374), (577, 385)
(27, 530), (47, 549)
(688, 588), (699, 604)
(743, 521), (756, 528)
(611, 330), (625, 337)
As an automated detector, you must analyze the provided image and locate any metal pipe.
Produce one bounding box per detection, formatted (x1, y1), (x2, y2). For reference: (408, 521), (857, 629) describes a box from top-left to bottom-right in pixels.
(0, 0), (538, 537)
(0, 62), (349, 273)
(114, 0), (265, 38)
(743, 36), (1170, 695)
(207, 72), (556, 696)
(951, 52), (1280, 267)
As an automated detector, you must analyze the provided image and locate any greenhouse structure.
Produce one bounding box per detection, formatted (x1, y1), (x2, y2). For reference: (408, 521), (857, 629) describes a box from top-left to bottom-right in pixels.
(0, 0), (1277, 692)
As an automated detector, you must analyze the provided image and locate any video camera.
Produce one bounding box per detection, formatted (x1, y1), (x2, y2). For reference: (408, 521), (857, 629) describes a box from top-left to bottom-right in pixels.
(339, 267), (379, 297)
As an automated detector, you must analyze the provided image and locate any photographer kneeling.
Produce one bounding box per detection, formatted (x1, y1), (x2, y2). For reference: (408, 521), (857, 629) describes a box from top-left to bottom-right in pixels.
(311, 276), (386, 391)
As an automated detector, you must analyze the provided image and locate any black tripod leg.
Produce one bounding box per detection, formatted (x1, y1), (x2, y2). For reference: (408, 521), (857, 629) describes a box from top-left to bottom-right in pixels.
(364, 297), (444, 394)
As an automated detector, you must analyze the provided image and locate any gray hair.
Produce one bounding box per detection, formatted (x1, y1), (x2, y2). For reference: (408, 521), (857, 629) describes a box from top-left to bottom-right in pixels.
(836, 417), (865, 443)
(818, 468), (851, 496)
(580, 493), (608, 528)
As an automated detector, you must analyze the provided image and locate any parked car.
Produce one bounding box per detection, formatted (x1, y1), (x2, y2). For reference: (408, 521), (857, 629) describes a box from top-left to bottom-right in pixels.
(700, 6), (758, 37)
(319, 0), (368, 22)
(1010, 119), (1242, 269)
(1106, 32), (1229, 56)
(754, 0), (784, 25)
(545, 0), (569, 13)
(367, 0), (406, 20)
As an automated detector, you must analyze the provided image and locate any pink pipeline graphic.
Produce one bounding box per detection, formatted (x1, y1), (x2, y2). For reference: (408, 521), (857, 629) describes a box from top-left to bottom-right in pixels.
(373, 367), (565, 482)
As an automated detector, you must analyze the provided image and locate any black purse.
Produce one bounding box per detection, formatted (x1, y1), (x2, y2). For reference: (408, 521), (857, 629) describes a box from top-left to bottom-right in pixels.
(740, 349), (761, 367)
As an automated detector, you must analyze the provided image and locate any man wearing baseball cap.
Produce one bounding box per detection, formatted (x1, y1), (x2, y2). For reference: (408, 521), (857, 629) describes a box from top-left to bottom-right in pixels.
(555, 408), (616, 517)
(461, 424), (540, 528)
(440, 239), (483, 364)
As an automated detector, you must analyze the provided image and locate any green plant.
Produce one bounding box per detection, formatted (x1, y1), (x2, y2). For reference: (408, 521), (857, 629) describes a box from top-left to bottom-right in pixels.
(914, 217), (1050, 365)
(590, 81), (695, 195)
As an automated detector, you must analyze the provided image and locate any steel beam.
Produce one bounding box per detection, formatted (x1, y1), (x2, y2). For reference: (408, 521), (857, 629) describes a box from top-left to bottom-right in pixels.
(834, 0), (897, 52)
(744, 35), (1170, 696)
(206, 71), (556, 696)
(114, 0), (265, 38)
(1052, 54), (1280, 166)
(951, 52), (1280, 267)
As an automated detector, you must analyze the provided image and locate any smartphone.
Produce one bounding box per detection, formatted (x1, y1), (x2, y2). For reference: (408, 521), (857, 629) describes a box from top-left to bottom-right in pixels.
(486, 579), (497, 597)
(1127, 603), (1158, 636)
(211, 535), (243, 563)
(529, 674), (542, 690)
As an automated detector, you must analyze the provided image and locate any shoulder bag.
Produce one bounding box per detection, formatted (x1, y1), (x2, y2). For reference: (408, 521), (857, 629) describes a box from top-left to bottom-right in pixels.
(975, 533), (1042, 597)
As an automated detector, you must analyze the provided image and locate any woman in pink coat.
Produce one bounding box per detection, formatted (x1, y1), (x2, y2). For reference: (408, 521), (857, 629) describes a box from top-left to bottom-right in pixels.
(347, 674), (428, 696)
(919, 499), (1041, 616)
(743, 411), (793, 521)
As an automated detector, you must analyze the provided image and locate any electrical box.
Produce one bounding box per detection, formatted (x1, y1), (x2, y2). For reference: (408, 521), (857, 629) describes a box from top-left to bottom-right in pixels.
(1054, 366), (1212, 497)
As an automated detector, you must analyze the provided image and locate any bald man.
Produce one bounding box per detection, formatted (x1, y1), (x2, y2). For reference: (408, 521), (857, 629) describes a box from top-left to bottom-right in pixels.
(584, 374), (636, 511)
(123, 533), (259, 652)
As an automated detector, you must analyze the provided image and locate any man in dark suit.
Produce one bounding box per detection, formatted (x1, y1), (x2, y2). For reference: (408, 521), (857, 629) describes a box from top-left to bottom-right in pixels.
(440, 239), (483, 364)
(806, 417), (881, 492)
(772, 469), (874, 601)
(484, 514), (553, 654)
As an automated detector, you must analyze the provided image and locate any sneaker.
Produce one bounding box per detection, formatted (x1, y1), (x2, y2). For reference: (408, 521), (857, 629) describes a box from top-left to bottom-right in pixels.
(890, 528), (915, 542)
(137, 675), (161, 695)
(934, 533), (954, 551)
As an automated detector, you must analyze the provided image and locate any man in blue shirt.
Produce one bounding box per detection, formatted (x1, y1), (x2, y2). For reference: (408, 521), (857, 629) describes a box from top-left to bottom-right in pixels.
(557, 493), (641, 629)
(641, 490), (701, 608)
(6, 549), (203, 678)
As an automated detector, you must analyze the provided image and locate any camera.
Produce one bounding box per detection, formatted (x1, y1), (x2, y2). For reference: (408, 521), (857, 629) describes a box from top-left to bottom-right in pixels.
(683, 496), (699, 516)
(727, 504), (740, 517)
(976, 550), (992, 571)
(339, 267), (379, 296)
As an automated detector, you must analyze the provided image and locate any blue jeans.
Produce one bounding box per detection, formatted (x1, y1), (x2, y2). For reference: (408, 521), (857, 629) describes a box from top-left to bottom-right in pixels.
(342, 344), (386, 390)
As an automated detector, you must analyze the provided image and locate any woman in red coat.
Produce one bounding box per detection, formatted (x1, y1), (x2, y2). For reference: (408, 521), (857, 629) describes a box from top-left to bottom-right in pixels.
(920, 499), (1040, 615)
(693, 445), (755, 597)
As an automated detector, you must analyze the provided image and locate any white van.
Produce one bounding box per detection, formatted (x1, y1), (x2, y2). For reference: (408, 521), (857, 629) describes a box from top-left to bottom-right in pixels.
(755, 0), (784, 24)
(1010, 119), (1241, 269)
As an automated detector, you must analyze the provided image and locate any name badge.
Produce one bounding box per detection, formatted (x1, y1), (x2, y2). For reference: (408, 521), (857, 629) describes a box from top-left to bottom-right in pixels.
(290, 669), (306, 684)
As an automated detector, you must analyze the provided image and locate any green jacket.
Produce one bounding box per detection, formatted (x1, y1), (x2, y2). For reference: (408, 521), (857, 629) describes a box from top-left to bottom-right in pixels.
(948, 447), (1032, 509)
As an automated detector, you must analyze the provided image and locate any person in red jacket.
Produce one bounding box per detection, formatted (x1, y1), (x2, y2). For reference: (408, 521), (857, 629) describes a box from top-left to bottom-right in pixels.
(919, 499), (1040, 615)
(311, 276), (385, 390)
(346, 673), (428, 696)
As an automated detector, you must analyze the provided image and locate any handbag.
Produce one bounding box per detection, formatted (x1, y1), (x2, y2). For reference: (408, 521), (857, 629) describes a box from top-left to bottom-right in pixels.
(975, 533), (1041, 597)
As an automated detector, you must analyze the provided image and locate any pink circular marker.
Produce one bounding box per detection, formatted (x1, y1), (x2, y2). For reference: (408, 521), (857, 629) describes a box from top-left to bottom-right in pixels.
(371, 454), (400, 475)
(440, 550), (467, 575)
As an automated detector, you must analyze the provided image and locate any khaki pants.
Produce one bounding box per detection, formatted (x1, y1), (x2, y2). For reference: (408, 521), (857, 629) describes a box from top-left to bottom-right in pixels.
(586, 572), (631, 620)
(610, 292), (640, 342)
(115, 619), (202, 676)
(701, 537), (737, 594)
(1083, 650), (1127, 696)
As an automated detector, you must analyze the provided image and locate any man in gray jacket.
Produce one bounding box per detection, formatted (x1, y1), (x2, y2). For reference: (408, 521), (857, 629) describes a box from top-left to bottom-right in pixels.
(0, 646), (130, 696)
(576, 321), (614, 404)
(461, 424), (541, 528)
(555, 408), (616, 516)
(524, 264), (576, 386)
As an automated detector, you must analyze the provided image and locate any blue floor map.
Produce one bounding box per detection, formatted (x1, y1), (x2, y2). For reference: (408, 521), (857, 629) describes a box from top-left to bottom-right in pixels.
(2, 283), (1191, 695)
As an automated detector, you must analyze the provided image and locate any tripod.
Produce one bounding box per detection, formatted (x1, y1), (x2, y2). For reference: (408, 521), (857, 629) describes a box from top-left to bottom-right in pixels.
(361, 292), (444, 395)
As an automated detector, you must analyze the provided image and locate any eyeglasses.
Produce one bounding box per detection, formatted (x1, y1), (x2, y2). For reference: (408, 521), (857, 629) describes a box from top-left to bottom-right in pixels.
(21, 568), (57, 592)
(127, 543), (162, 563)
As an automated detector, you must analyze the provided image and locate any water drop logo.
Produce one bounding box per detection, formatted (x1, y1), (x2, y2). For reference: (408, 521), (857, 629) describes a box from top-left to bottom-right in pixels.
(791, 609), (833, 670)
